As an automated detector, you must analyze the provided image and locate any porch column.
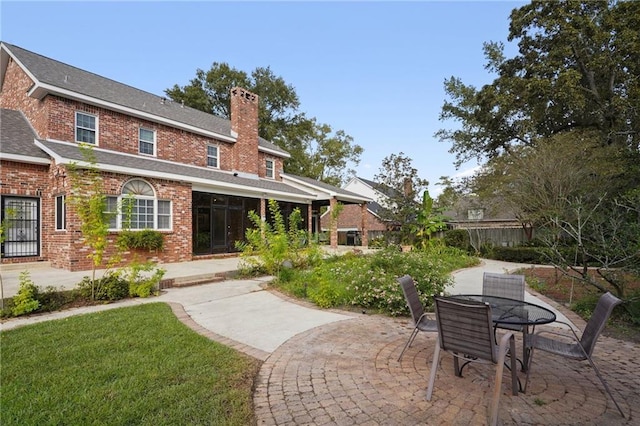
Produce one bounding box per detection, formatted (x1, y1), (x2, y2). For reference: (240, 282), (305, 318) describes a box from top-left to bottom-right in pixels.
(307, 204), (313, 240)
(330, 197), (338, 248)
(260, 198), (267, 238)
(360, 203), (368, 247)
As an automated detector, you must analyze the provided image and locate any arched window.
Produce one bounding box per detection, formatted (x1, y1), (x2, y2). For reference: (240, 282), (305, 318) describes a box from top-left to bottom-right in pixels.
(106, 179), (171, 230)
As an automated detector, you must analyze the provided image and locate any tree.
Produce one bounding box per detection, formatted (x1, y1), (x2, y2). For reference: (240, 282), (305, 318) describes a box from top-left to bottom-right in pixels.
(374, 153), (429, 244)
(166, 63), (362, 185)
(412, 190), (448, 250)
(436, 0), (640, 167)
(67, 145), (115, 299)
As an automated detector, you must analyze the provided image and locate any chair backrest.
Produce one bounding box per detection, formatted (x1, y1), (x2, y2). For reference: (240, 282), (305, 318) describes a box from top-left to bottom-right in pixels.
(398, 275), (425, 325)
(434, 296), (497, 363)
(580, 292), (622, 356)
(483, 272), (525, 301)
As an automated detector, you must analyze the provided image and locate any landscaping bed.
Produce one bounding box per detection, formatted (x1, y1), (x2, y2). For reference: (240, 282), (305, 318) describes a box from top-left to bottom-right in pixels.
(519, 266), (640, 343)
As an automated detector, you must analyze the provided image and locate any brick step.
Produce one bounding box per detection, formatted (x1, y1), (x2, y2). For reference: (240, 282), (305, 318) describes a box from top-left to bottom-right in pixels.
(160, 272), (235, 289)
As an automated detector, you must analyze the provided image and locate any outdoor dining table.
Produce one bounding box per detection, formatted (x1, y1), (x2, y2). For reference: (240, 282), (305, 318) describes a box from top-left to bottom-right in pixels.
(449, 294), (557, 375)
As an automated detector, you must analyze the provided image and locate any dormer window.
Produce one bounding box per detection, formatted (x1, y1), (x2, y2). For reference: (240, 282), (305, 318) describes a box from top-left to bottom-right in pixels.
(75, 112), (97, 144)
(207, 145), (219, 168)
(266, 159), (275, 179)
(139, 128), (156, 156)
(468, 209), (484, 220)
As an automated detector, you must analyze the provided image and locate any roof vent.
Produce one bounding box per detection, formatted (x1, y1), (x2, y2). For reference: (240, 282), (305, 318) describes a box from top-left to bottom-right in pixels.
(64, 75), (69, 83)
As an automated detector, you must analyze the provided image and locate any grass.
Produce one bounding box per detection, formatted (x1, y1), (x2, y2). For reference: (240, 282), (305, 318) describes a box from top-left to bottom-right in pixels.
(0, 303), (260, 426)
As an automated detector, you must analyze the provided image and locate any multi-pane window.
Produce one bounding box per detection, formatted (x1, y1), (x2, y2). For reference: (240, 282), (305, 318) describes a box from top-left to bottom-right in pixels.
(266, 159), (274, 179)
(139, 128), (156, 156)
(55, 195), (66, 230)
(468, 209), (484, 220)
(207, 145), (219, 168)
(105, 179), (171, 230)
(75, 112), (97, 144)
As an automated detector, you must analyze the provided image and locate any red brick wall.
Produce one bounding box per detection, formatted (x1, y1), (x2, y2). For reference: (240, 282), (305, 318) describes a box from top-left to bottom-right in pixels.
(45, 96), (238, 170)
(0, 56), (49, 137)
(61, 171), (193, 271)
(320, 204), (387, 232)
(257, 152), (282, 179)
(230, 88), (259, 175)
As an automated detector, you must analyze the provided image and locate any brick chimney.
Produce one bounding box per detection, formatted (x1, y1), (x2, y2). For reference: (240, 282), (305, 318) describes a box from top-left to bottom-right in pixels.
(403, 178), (414, 198)
(230, 87), (259, 175)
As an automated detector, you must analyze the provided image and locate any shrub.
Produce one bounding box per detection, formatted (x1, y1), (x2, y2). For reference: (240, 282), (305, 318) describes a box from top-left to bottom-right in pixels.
(236, 199), (322, 276)
(77, 274), (129, 301)
(36, 286), (75, 312)
(488, 246), (550, 264)
(272, 246), (479, 316)
(117, 229), (164, 251)
(443, 229), (470, 251)
(11, 271), (40, 316)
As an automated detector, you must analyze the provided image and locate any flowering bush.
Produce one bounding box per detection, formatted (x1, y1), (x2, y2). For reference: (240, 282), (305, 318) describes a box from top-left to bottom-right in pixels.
(274, 246), (478, 316)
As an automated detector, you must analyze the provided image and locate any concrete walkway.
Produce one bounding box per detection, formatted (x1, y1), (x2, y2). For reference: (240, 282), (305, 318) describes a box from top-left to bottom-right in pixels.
(2, 257), (638, 424)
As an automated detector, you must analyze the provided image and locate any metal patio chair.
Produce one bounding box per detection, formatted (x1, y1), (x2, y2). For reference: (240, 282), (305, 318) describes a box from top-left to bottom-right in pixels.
(397, 275), (437, 361)
(427, 297), (518, 425)
(483, 272), (528, 365)
(427, 296), (518, 426)
(524, 291), (625, 417)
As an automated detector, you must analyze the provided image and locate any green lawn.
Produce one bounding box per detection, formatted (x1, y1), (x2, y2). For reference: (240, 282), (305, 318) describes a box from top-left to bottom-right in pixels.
(0, 303), (260, 426)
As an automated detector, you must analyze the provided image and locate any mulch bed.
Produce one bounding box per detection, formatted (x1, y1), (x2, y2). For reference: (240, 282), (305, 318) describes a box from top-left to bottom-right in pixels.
(519, 266), (640, 343)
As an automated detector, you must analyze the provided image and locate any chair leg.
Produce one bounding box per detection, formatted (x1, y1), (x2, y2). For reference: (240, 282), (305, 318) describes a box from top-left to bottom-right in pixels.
(509, 336), (518, 396)
(521, 326), (529, 372)
(426, 340), (440, 401)
(586, 355), (625, 418)
(490, 333), (511, 426)
(398, 327), (419, 361)
(523, 347), (534, 393)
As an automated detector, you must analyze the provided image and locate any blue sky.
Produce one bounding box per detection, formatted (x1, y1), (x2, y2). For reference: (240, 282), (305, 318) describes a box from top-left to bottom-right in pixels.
(1, 1), (526, 196)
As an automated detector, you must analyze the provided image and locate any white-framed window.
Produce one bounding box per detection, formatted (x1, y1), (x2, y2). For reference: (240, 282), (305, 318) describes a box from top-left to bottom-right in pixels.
(55, 195), (66, 230)
(265, 159), (275, 179)
(468, 209), (484, 220)
(75, 111), (97, 144)
(106, 179), (172, 230)
(207, 145), (219, 168)
(139, 128), (156, 156)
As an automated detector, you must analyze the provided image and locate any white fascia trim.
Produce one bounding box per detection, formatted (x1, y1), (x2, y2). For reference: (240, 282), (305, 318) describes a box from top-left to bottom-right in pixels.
(0, 152), (51, 165)
(259, 146), (290, 159)
(191, 184), (311, 204)
(282, 174), (371, 203)
(28, 83), (236, 143)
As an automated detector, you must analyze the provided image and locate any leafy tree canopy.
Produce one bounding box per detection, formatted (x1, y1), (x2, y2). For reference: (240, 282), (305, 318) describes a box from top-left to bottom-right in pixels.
(165, 62), (362, 186)
(436, 0), (640, 167)
(374, 153), (429, 244)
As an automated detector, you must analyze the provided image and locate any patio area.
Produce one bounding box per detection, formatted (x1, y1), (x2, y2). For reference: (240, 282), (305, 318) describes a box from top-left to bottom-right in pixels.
(253, 310), (639, 425)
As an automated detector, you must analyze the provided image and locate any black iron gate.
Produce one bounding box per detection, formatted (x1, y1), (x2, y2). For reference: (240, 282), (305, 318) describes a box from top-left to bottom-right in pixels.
(1, 196), (40, 258)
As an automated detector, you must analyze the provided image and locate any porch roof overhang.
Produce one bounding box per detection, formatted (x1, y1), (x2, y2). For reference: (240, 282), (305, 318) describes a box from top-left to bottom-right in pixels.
(35, 139), (316, 204)
(281, 173), (371, 206)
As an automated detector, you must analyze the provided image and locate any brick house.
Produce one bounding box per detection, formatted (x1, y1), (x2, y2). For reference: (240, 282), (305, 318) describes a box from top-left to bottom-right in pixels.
(0, 42), (369, 271)
(320, 176), (390, 245)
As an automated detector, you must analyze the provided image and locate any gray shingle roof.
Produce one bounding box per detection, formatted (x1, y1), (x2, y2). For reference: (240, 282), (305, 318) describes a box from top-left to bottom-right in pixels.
(357, 176), (401, 199)
(0, 108), (49, 159)
(1, 42), (288, 157)
(284, 174), (369, 201)
(38, 140), (313, 199)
